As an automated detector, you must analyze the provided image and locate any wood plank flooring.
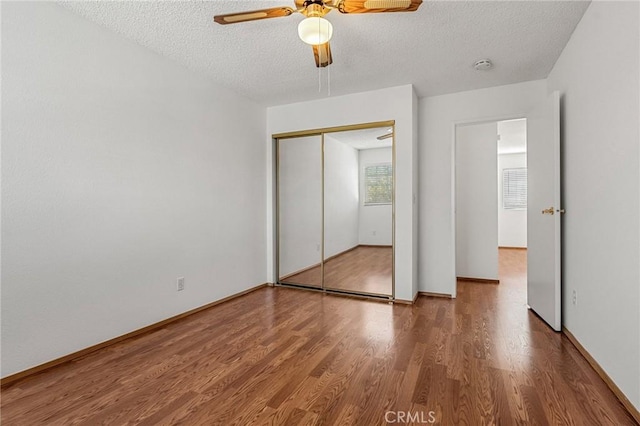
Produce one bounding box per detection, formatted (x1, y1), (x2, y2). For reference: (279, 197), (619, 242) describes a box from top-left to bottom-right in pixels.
(2, 248), (636, 425)
(282, 246), (392, 296)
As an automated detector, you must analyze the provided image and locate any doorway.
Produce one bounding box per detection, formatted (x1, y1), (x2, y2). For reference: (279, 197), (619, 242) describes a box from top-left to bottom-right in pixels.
(497, 119), (528, 288)
(454, 118), (528, 285)
(275, 121), (395, 300)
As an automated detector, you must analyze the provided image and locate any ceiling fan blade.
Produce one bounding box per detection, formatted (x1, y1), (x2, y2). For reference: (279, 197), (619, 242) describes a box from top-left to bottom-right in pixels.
(335, 0), (422, 14)
(214, 7), (295, 25)
(313, 42), (333, 68)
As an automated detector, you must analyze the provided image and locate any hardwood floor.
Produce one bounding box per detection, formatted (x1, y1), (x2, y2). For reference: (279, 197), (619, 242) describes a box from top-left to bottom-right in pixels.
(2, 248), (636, 425)
(281, 246), (393, 296)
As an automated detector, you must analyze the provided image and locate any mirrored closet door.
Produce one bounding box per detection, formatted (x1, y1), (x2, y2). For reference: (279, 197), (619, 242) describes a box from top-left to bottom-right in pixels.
(278, 136), (322, 288)
(323, 128), (393, 297)
(276, 123), (394, 298)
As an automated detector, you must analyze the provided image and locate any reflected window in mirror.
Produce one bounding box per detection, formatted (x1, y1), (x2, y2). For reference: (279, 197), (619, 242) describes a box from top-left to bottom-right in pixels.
(364, 163), (393, 205)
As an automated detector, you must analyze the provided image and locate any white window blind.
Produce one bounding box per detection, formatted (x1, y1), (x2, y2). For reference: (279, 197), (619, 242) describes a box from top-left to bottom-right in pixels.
(503, 168), (527, 210)
(364, 163), (393, 205)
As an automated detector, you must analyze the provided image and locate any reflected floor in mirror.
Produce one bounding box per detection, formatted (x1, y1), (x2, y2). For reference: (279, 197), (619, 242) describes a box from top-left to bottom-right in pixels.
(324, 246), (392, 296)
(282, 246), (392, 296)
(280, 266), (322, 288)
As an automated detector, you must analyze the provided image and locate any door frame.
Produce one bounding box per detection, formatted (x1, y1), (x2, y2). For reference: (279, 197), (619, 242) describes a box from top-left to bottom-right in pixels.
(450, 114), (527, 298)
(273, 120), (397, 300)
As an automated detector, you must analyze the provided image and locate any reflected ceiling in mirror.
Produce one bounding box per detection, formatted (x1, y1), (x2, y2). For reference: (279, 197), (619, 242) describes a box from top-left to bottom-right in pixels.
(328, 127), (393, 150)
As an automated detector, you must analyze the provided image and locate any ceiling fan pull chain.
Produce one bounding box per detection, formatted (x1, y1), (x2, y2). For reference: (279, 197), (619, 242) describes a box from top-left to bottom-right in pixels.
(318, 16), (322, 93)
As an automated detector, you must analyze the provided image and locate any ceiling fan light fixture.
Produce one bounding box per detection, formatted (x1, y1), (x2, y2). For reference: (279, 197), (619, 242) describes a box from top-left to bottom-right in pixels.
(298, 17), (333, 45)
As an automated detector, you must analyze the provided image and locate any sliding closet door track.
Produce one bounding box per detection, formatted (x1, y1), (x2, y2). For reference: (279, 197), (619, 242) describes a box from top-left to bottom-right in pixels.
(276, 282), (393, 303)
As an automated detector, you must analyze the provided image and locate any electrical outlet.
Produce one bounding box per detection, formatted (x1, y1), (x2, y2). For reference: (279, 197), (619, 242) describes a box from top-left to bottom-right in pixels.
(572, 289), (577, 306)
(177, 277), (185, 292)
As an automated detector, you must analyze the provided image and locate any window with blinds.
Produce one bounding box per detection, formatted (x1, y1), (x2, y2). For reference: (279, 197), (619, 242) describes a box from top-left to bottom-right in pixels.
(503, 168), (527, 210)
(364, 163), (393, 205)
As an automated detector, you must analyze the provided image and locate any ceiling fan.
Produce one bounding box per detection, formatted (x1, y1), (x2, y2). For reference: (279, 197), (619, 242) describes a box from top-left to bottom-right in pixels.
(214, 0), (423, 68)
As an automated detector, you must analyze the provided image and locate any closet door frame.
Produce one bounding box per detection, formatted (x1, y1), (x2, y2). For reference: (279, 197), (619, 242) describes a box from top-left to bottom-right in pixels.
(274, 120), (396, 300)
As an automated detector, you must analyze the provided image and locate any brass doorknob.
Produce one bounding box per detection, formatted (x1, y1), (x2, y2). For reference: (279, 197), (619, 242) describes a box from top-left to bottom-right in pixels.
(542, 207), (554, 215)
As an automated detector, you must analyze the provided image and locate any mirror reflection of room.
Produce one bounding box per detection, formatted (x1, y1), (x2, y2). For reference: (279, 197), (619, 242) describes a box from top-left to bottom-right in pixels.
(323, 127), (393, 296)
(278, 135), (322, 288)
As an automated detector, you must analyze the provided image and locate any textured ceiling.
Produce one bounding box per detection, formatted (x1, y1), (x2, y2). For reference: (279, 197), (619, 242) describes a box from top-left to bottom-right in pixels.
(61, 1), (590, 106)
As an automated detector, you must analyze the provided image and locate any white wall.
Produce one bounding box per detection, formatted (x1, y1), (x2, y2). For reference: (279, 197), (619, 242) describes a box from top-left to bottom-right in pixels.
(267, 85), (418, 301)
(419, 80), (547, 296)
(1, 3), (266, 377)
(498, 153), (528, 248)
(278, 136), (322, 276)
(358, 148), (393, 246)
(455, 122), (498, 280)
(324, 135), (359, 258)
(547, 1), (640, 410)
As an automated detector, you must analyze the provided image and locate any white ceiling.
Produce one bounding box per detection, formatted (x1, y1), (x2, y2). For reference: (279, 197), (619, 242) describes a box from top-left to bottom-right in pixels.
(61, 0), (590, 106)
(329, 127), (393, 150)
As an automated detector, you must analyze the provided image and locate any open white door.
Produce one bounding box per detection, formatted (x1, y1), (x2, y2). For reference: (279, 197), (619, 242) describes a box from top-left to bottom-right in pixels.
(527, 91), (562, 331)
